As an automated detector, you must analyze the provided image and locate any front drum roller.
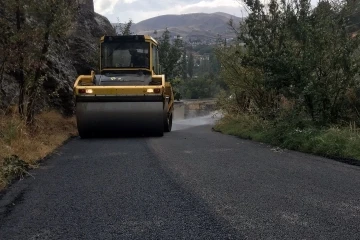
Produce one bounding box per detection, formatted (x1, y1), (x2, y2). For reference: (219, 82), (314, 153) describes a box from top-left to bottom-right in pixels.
(76, 101), (164, 137)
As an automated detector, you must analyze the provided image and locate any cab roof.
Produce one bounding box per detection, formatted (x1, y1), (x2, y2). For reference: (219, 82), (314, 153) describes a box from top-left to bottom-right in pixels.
(100, 35), (158, 45)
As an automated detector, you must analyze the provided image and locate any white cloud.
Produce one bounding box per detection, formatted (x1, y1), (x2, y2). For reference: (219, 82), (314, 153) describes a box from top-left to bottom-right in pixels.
(94, 0), (119, 15)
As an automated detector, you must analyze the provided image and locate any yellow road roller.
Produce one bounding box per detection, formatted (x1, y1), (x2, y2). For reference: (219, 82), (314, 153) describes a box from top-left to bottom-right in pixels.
(73, 35), (174, 138)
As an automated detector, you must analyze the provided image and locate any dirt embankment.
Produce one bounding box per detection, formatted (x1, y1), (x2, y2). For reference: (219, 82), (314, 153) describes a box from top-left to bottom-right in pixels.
(0, 109), (77, 190)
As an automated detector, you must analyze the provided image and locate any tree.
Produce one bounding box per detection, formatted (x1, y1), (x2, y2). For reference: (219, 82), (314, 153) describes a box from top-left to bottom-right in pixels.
(0, 2), (10, 106)
(158, 28), (183, 79)
(115, 18), (133, 36)
(181, 47), (187, 80)
(0, 1), (28, 116)
(157, 28), (184, 99)
(26, 0), (76, 124)
(188, 53), (194, 78)
(180, 73), (221, 99)
(216, 0), (360, 124)
(0, 0), (76, 124)
(209, 51), (220, 75)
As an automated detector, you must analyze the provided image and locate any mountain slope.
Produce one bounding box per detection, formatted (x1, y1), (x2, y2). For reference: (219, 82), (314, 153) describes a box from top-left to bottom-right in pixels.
(113, 12), (242, 41)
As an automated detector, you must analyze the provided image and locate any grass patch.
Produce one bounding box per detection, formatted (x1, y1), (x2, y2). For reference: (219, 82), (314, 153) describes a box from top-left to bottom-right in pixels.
(214, 114), (360, 161)
(0, 109), (77, 190)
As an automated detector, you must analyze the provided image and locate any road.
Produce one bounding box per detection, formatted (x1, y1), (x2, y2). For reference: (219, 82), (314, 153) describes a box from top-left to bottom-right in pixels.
(0, 113), (359, 239)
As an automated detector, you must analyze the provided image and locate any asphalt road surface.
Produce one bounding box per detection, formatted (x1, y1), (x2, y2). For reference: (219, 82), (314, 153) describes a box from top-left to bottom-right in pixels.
(1, 113), (359, 239)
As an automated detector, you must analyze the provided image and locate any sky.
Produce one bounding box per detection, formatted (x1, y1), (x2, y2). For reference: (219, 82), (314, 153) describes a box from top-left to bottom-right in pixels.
(93, 0), (320, 24)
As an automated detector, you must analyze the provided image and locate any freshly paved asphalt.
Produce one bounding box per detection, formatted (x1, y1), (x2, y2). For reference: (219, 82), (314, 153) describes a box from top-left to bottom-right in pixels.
(0, 114), (359, 239)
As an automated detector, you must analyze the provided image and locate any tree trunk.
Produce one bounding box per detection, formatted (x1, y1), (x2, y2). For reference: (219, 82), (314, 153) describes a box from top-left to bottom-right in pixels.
(16, 4), (25, 118)
(18, 69), (25, 117)
(26, 30), (50, 125)
(0, 55), (7, 103)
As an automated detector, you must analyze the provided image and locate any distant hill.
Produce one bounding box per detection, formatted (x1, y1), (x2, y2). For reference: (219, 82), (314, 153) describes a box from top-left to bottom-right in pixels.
(112, 12), (243, 43)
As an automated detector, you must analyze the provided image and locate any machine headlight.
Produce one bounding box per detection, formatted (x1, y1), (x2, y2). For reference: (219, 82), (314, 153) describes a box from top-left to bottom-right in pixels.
(146, 88), (161, 93)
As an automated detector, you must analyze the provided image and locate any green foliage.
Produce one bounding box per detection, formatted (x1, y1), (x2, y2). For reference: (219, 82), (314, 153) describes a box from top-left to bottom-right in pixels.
(213, 0), (360, 160)
(187, 53), (194, 78)
(158, 28), (184, 80)
(181, 47), (187, 80)
(0, 0), (77, 124)
(115, 19), (134, 36)
(216, 0), (360, 125)
(26, 0), (76, 125)
(191, 44), (214, 55)
(0, 155), (30, 184)
(179, 73), (221, 99)
(171, 77), (182, 100)
(346, 1), (360, 32)
(178, 42), (224, 99)
(157, 28), (184, 99)
(214, 114), (360, 160)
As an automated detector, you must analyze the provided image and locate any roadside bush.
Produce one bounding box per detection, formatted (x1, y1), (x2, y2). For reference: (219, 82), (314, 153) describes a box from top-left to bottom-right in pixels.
(214, 114), (360, 161)
(0, 155), (30, 186)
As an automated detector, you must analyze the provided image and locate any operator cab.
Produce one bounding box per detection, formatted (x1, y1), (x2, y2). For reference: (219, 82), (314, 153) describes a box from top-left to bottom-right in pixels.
(100, 35), (161, 74)
(95, 35), (162, 86)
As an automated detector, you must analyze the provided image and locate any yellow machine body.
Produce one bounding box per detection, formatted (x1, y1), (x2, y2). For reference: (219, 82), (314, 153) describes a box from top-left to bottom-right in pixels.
(73, 35), (174, 137)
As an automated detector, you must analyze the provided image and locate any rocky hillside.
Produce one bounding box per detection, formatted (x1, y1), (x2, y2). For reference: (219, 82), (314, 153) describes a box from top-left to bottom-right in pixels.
(52, 7), (116, 115)
(1, 4), (115, 115)
(113, 12), (242, 42)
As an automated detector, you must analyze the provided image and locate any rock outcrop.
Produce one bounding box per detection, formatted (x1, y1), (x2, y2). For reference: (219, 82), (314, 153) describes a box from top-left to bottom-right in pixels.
(1, 2), (116, 116)
(45, 6), (116, 115)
